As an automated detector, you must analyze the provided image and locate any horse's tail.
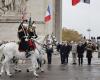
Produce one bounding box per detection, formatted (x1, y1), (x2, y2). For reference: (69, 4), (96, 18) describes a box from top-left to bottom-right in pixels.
(0, 44), (5, 63)
(0, 44), (5, 51)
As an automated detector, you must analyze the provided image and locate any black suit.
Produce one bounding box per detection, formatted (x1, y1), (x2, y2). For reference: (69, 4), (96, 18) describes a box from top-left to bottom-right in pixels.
(77, 44), (85, 65)
(60, 44), (66, 64)
(56, 43), (60, 52)
(46, 47), (53, 64)
(65, 44), (72, 63)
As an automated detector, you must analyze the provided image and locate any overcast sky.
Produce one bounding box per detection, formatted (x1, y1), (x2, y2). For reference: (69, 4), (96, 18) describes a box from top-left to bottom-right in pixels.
(62, 0), (100, 38)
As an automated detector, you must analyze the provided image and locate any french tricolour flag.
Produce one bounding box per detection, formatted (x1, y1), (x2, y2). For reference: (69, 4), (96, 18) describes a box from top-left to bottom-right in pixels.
(45, 5), (51, 22)
(72, 0), (90, 6)
(72, 0), (80, 6)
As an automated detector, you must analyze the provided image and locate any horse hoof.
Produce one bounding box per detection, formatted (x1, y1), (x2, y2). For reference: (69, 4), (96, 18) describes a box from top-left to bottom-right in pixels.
(27, 69), (29, 72)
(41, 70), (44, 73)
(7, 73), (12, 77)
(0, 73), (2, 76)
(34, 74), (39, 78)
(15, 69), (21, 72)
(35, 75), (39, 78)
(15, 69), (18, 72)
(40, 69), (44, 72)
(18, 70), (21, 72)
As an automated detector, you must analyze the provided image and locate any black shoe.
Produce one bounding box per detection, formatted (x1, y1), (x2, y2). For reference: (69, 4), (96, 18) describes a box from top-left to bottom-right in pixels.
(26, 52), (31, 58)
(72, 63), (77, 65)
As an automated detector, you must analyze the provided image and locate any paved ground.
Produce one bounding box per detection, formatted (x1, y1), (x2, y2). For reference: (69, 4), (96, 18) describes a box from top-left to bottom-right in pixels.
(0, 52), (100, 80)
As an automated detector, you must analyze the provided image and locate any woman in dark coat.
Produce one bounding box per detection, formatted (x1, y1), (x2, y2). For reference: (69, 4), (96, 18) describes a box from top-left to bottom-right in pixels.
(86, 42), (94, 65)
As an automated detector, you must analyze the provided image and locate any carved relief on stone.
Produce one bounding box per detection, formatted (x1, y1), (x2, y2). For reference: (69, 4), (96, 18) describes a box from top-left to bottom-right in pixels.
(0, 0), (28, 16)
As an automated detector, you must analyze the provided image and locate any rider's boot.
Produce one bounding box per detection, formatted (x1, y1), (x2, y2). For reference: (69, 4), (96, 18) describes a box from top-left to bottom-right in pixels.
(25, 50), (31, 58)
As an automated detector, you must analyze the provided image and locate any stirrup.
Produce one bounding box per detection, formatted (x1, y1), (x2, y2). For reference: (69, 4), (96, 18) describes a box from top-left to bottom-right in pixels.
(26, 52), (31, 58)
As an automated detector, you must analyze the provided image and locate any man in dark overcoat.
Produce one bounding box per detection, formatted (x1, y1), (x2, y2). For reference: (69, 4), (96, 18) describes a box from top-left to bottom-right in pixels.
(65, 42), (72, 64)
(59, 42), (66, 64)
(77, 41), (86, 65)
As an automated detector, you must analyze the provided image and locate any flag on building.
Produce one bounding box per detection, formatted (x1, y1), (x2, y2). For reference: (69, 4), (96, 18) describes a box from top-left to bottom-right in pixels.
(84, 0), (90, 4)
(44, 5), (51, 22)
(72, 0), (90, 6)
(72, 0), (80, 6)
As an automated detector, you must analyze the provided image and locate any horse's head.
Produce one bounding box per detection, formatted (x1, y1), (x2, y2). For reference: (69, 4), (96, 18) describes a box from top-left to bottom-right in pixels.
(46, 34), (58, 46)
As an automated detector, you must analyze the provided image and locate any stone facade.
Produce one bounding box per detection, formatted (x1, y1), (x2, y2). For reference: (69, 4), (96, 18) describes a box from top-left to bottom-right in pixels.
(0, 0), (62, 42)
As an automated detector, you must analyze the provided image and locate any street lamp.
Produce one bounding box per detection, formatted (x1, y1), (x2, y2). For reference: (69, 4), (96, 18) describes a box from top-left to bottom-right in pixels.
(87, 28), (91, 40)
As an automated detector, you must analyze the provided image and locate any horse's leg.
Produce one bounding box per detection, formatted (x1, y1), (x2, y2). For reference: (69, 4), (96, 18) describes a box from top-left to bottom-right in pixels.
(5, 61), (12, 76)
(39, 58), (45, 72)
(0, 60), (5, 76)
(0, 56), (10, 76)
(13, 59), (21, 72)
(4, 57), (12, 76)
(31, 56), (39, 77)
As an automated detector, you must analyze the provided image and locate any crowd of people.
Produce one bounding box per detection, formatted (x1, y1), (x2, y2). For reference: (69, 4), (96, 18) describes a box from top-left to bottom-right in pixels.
(56, 39), (97, 65)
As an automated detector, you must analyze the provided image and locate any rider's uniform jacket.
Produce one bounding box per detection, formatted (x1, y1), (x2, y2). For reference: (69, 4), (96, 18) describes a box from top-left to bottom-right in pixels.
(18, 24), (29, 41)
(18, 24), (29, 51)
(28, 29), (38, 39)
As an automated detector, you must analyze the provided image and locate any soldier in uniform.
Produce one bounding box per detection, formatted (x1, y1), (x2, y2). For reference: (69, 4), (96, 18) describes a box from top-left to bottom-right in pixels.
(28, 23), (38, 50)
(28, 23), (38, 39)
(18, 20), (31, 58)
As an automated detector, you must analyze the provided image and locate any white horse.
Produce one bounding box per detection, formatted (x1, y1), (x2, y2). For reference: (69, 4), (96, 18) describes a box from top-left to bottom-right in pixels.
(0, 36), (46, 77)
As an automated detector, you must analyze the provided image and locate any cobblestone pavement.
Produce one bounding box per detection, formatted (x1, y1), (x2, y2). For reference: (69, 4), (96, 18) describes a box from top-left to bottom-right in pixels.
(0, 52), (100, 80)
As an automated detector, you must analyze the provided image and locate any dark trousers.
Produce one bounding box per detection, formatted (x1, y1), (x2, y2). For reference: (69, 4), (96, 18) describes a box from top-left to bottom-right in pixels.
(78, 57), (83, 65)
(87, 58), (92, 65)
(60, 53), (65, 64)
(60, 53), (63, 64)
(65, 55), (69, 64)
(47, 53), (52, 64)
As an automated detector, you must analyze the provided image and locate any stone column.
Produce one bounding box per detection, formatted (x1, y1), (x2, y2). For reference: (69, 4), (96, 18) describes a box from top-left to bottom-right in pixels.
(54, 0), (62, 43)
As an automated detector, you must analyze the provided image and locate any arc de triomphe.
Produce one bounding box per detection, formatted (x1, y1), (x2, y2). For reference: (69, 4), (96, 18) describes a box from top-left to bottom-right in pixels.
(0, 0), (62, 42)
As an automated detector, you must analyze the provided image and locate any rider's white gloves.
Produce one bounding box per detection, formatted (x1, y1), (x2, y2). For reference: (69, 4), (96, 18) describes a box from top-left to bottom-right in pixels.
(25, 38), (28, 41)
(24, 36), (28, 41)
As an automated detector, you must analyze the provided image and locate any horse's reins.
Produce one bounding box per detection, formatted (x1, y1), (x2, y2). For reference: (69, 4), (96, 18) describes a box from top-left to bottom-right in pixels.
(33, 39), (44, 47)
(32, 39), (46, 55)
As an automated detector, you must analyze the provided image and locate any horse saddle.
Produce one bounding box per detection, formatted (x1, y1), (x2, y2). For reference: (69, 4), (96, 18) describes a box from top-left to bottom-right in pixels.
(18, 39), (36, 52)
(27, 39), (36, 50)
(18, 41), (27, 52)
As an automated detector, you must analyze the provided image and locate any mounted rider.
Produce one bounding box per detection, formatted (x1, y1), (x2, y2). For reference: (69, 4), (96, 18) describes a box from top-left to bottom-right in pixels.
(17, 20), (38, 58)
(28, 21), (38, 51)
(18, 20), (31, 58)
(28, 21), (38, 39)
